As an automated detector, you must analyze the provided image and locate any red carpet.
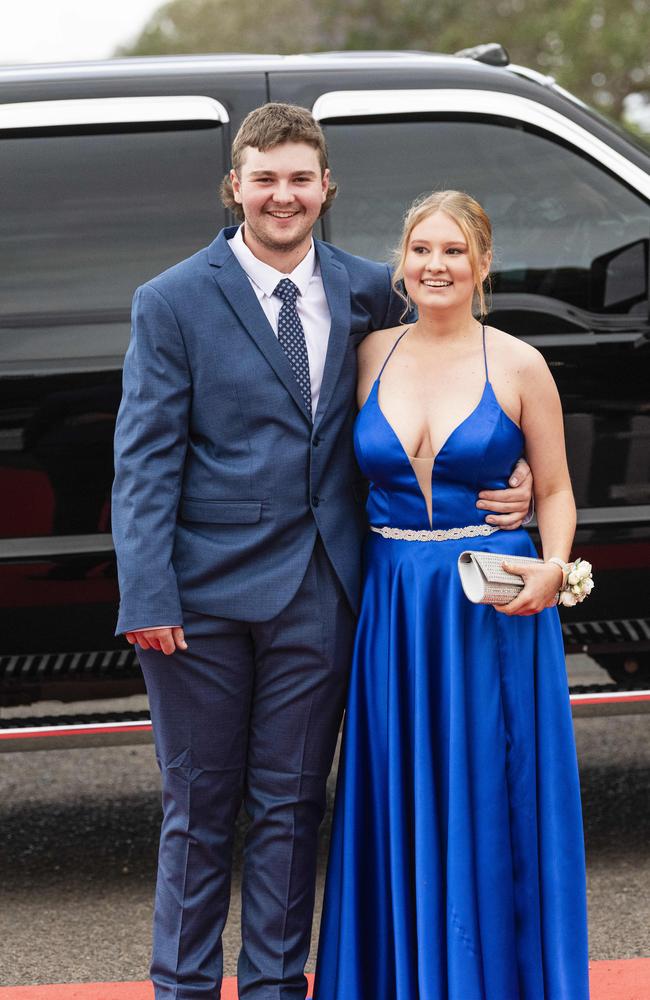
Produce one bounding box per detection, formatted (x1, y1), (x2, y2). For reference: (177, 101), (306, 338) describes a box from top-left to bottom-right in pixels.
(2, 963), (650, 999)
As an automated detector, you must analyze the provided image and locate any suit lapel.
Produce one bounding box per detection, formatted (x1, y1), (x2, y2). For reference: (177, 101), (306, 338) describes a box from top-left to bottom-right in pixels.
(208, 230), (312, 424)
(314, 241), (351, 429)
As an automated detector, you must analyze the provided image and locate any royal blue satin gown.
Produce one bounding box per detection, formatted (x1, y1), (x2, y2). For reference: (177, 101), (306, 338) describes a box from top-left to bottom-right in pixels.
(314, 328), (589, 1000)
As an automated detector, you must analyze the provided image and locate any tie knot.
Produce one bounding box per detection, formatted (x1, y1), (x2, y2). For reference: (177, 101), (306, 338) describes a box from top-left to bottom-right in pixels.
(274, 278), (299, 303)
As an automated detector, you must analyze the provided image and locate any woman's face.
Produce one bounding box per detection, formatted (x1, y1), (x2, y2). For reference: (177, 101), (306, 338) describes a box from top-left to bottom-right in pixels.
(402, 210), (488, 314)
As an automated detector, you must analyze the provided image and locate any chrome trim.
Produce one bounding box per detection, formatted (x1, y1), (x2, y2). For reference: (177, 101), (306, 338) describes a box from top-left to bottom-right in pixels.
(0, 95), (229, 130)
(570, 690), (650, 718)
(0, 52), (457, 84)
(0, 533), (114, 560)
(507, 65), (592, 112)
(576, 505), (650, 525)
(3, 692), (650, 751)
(523, 333), (641, 348)
(0, 357), (125, 377)
(526, 505), (650, 530)
(0, 719), (153, 753)
(506, 64), (557, 89)
(0, 719), (150, 735)
(313, 89), (650, 199)
(1, 506), (648, 564)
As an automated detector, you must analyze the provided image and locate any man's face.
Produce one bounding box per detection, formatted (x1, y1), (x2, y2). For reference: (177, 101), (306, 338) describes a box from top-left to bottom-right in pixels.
(231, 141), (329, 254)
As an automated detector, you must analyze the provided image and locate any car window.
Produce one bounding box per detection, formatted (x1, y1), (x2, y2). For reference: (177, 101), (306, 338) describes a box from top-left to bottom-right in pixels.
(323, 118), (650, 324)
(0, 122), (226, 367)
(0, 118), (226, 544)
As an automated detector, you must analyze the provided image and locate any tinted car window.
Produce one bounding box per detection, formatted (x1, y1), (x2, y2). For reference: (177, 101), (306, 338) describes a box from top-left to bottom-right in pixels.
(0, 123), (226, 367)
(0, 122), (226, 546)
(323, 118), (650, 321)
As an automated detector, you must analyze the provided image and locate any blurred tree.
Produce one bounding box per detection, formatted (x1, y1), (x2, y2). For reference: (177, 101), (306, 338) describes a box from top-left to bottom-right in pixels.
(544, 0), (650, 119)
(117, 0), (650, 127)
(116, 0), (322, 55)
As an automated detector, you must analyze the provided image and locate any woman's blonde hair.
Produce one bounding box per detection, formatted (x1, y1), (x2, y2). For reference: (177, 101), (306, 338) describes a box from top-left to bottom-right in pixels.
(392, 190), (493, 318)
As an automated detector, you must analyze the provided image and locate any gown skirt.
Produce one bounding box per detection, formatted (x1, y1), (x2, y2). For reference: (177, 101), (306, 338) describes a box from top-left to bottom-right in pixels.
(314, 327), (590, 999)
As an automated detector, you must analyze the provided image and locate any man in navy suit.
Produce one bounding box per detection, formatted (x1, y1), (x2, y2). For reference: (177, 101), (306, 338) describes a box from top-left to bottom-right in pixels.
(112, 103), (532, 1000)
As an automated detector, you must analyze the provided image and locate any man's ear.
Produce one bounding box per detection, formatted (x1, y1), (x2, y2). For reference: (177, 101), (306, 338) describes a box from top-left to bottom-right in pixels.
(230, 169), (242, 204)
(321, 167), (330, 201)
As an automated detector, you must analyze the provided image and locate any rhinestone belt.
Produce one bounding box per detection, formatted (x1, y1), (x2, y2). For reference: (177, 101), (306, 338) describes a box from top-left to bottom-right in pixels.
(370, 524), (501, 542)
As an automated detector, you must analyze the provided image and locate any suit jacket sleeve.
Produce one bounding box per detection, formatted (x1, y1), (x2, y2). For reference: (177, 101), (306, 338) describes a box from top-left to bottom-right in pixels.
(112, 284), (191, 634)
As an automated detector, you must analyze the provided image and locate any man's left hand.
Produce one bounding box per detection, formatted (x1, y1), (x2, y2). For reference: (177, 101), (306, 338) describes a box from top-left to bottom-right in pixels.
(476, 457), (533, 530)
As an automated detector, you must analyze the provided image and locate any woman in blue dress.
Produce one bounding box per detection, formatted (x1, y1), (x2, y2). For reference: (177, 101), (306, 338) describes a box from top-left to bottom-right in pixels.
(314, 191), (590, 999)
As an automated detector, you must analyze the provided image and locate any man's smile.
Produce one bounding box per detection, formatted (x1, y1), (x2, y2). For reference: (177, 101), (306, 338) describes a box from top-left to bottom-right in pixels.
(266, 209), (301, 219)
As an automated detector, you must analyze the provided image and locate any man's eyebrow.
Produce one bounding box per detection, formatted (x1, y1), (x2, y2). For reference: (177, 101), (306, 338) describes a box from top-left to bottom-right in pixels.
(248, 169), (319, 177)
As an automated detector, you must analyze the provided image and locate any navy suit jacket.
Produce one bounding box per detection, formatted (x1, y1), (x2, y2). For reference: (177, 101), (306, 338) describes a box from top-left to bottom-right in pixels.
(112, 227), (404, 633)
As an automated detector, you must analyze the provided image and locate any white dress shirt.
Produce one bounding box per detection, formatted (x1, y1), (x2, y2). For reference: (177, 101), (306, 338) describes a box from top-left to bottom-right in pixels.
(228, 224), (331, 418)
(139, 226), (332, 632)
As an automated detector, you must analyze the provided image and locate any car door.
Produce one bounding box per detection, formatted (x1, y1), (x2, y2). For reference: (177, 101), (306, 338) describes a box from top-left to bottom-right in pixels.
(0, 95), (230, 699)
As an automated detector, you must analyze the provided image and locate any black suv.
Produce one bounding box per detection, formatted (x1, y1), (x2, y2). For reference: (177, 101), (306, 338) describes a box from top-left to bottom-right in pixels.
(1, 47), (649, 728)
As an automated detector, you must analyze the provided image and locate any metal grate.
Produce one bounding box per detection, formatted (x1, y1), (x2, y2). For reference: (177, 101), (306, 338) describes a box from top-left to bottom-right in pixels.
(0, 649), (140, 682)
(561, 618), (650, 654)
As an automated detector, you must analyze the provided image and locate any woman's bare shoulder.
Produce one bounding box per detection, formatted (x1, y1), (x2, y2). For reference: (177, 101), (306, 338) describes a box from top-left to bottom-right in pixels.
(485, 324), (547, 375)
(358, 325), (409, 365)
(360, 325), (408, 351)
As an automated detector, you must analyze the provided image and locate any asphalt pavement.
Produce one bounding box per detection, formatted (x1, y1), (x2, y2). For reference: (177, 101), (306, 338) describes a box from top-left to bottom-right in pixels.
(1, 657), (648, 987)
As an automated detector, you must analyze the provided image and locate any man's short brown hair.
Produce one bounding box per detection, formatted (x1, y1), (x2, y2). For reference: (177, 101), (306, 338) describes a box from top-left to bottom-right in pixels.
(220, 102), (338, 221)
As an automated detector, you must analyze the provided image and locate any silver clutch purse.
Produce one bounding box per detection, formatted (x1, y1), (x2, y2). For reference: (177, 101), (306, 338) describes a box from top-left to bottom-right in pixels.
(457, 550), (543, 605)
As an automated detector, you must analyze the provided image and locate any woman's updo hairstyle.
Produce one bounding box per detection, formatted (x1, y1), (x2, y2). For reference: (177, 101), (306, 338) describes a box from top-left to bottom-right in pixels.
(392, 190), (493, 318)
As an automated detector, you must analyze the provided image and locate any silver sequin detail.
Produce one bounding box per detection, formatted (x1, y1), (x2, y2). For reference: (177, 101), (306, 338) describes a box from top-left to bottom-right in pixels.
(370, 524), (501, 542)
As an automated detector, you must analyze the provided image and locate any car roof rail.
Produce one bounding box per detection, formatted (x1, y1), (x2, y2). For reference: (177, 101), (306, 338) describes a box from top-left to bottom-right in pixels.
(454, 42), (510, 67)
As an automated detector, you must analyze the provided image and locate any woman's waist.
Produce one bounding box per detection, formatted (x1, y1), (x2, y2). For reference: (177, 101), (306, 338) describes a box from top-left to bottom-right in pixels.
(366, 505), (498, 535)
(365, 524), (536, 559)
(366, 481), (509, 532)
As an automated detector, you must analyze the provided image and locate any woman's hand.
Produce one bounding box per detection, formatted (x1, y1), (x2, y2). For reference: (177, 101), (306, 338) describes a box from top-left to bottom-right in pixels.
(494, 560), (563, 616)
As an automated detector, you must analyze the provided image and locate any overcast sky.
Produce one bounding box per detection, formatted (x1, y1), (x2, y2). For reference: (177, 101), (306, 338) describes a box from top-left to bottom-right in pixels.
(0, 0), (163, 65)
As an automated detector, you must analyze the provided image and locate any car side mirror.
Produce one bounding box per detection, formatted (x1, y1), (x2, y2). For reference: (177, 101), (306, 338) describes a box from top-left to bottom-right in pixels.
(590, 236), (649, 315)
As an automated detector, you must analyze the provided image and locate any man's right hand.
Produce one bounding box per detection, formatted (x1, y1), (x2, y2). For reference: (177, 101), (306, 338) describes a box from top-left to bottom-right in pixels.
(125, 627), (187, 655)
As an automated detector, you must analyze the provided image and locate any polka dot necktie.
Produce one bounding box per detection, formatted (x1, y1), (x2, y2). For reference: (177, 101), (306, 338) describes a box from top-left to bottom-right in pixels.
(273, 278), (312, 417)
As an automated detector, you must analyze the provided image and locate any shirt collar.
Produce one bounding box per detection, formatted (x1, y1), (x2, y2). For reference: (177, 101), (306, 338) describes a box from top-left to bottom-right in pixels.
(228, 223), (316, 299)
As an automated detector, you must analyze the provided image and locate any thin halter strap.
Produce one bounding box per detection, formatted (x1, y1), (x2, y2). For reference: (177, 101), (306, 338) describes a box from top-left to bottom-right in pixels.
(379, 323), (489, 382)
(377, 327), (410, 381)
(481, 322), (489, 382)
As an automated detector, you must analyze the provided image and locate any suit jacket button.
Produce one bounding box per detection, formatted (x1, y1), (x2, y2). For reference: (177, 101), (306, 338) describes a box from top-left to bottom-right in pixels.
(312, 435), (321, 447)
(312, 495), (320, 507)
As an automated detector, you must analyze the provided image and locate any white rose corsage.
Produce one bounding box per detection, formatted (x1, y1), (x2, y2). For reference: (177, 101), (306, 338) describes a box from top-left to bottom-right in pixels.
(554, 557), (594, 607)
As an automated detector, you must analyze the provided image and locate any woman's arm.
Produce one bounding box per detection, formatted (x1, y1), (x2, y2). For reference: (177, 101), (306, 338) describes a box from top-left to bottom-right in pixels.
(496, 346), (575, 616)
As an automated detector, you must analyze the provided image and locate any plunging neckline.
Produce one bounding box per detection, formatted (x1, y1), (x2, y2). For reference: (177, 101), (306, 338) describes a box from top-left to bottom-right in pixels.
(375, 378), (491, 468)
(361, 324), (522, 528)
(373, 379), (492, 527)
